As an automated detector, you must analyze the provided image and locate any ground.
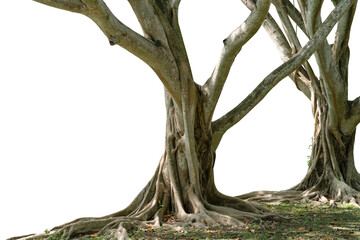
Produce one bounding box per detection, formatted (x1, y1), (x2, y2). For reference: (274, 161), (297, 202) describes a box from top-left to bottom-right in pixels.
(20, 202), (360, 240)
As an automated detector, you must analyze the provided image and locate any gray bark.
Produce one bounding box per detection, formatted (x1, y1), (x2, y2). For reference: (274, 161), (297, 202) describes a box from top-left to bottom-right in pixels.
(261, 0), (360, 202)
(13, 0), (358, 238)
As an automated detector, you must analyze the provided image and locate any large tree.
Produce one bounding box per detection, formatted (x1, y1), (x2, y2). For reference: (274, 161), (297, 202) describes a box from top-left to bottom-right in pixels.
(238, 0), (360, 206)
(13, 0), (355, 239)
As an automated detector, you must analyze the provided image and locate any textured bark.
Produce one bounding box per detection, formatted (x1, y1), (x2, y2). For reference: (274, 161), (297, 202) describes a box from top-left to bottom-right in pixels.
(11, 0), (359, 239)
(293, 99), (360, 204)
(291, 0), (360, 204)
(237, 0), (360, 205)
(11, 88), (273, 240)
(12, 1), (278, 239)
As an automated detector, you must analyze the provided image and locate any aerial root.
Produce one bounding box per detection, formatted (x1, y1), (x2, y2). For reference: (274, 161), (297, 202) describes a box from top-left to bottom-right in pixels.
(209, 189), (271, 213)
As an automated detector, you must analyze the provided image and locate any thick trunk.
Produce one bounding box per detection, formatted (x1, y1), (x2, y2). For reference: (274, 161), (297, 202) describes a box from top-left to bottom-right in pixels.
(119, 89), (264, 223)
(293, 99), (360, 203)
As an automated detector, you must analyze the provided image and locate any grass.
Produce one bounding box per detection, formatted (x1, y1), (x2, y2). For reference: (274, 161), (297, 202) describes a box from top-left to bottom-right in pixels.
(127, 202), (360, 240)
(39, 202), (360, 239)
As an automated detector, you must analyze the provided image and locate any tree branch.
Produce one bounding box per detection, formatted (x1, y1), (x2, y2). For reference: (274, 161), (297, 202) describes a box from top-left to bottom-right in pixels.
(273, 0), (318, 98)
(332, 1), (357, 102)
(202, 0), (271, 122)
(304, 0), (349, 128)
(341, 97), (360, 135)
(243, 0), (312, 99)
(333, 1), (357, 62)
(35, 0), (160, 66)
(211, 0), (356, 149)
(33, 0), (184, 106)
(33, 0), (86, 13)
(282, 0), (308, 37)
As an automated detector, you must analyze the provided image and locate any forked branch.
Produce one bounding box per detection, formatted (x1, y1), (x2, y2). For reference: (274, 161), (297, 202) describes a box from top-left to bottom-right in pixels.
(242, 0), (312, 100)
(212, 0), (356, 148)
(33, 0), (182, 102)
(273, 0), (317, 98)
(203, 0), (271, 122)
(34, 0), (163, 64)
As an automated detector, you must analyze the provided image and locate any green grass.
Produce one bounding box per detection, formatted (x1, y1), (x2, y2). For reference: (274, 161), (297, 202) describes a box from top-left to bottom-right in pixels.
(39, 202), (360, 239)
(127, 202), (360, 240)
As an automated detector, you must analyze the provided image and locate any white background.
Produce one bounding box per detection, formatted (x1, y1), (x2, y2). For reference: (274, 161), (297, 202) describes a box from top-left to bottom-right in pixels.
(1, 1), (359, 239)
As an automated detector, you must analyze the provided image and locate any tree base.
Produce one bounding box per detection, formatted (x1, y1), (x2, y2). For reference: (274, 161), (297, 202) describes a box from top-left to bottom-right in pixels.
(9, 162), (279, 240)
(9, 201), (280, 240)
(237, 176), (360, 208)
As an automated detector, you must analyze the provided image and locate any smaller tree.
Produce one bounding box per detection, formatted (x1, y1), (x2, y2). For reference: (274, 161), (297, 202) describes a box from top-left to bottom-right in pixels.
(238, 0), (360, 205)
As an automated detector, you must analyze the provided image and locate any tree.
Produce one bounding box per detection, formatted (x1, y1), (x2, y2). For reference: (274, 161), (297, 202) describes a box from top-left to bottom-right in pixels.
(10, 0), (355, 239)
(238, 0), (360, 206)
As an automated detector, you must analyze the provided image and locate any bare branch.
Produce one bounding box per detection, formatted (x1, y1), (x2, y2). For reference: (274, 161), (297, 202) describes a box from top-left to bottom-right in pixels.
(243, 0), (312, 99)
(332, 1), (357, 85)
(212, 0), (356, 148)
(203, 0), (271, 122)
(333, 4), (356, 61)
(34, 0), (160, 65)
(273, 0), (318, 97)
(33, 0), (184, 106)
(282, 0), (308, 37)
(274, 0), (301, 51)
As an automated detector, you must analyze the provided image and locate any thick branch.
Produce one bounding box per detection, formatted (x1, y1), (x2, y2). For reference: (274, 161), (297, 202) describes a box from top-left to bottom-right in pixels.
(305, 0), (349, 127)
(212, 0), (356, 148)
(203, 0), (271, 122)
(35, 0), (161, 66)
(243, 0), (312, 99)
(333, 2), (357, 62)
(127, 0), (184, 106)
(33, 0), (86, 13)
(33, 0), (182, 104)
(341, 97), (360, 135)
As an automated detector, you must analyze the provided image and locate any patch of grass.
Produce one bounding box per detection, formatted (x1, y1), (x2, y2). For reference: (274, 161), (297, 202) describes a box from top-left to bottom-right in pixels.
(39, 203), (360, 239)
(126, 202), (360, 240)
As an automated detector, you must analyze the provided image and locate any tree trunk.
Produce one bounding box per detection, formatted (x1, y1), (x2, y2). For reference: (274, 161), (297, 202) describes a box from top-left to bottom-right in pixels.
(13, 87), (271, 240)
(293, 98), (360, 204)
(117, 88), (266, 223)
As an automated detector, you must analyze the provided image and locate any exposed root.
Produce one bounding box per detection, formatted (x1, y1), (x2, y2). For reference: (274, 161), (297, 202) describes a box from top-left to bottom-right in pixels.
(10, 186), (282, 240)
(237, 179), (360, 208)
(9, 153), (284, 240)
(237, 190), (305, 203)
(10, 204), (282, 240)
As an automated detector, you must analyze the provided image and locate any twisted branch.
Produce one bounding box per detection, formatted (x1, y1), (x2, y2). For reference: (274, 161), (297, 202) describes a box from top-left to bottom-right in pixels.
(203, 0), (271, 122)
(211, 0), (356, 149)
